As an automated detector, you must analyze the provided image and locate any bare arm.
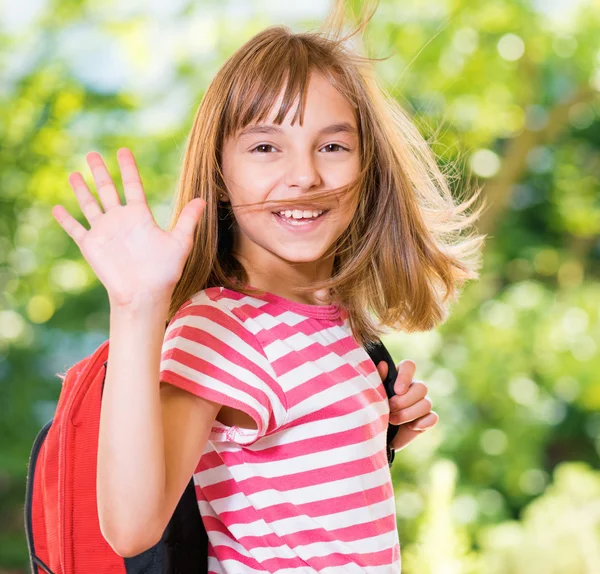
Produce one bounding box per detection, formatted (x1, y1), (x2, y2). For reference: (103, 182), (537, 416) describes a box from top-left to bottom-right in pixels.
(97, 298), (222, 557)
(51, 148), (210, 557)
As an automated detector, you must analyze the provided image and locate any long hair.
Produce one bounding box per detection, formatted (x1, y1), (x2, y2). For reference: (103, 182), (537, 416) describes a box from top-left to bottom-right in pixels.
(165, 0), (486, 348)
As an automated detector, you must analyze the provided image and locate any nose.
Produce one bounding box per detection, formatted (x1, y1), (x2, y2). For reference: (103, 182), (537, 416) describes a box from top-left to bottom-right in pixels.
(283, 150), (322, 191)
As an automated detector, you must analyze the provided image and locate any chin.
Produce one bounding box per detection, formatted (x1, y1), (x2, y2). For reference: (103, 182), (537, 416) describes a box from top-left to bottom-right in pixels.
(274, 245), (329, 264)
(278, 252), (324, 264)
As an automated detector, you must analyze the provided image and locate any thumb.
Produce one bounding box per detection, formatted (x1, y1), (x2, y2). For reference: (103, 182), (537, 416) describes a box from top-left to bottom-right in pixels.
(172, 198), (206, 246)
(376, 360), (388, 381)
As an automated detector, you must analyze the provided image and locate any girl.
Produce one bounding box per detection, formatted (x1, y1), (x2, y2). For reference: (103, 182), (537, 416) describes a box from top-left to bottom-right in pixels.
(52, 0), (484, 571)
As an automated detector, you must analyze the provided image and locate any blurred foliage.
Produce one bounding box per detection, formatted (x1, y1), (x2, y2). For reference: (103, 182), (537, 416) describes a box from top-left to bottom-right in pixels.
(0, 0), (599, 571)
(398, 460), (600, 574)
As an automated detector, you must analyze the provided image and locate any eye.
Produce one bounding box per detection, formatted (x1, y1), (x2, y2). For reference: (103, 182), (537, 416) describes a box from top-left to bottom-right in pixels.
(250, 144), (277, 154)
(320, 143), (349, 152)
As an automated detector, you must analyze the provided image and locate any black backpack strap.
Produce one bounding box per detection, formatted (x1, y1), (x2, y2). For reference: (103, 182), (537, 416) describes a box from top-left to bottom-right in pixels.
(364, 339), (399, 467)
(130, 477), (205, 574)
(160, 477), (207, 573)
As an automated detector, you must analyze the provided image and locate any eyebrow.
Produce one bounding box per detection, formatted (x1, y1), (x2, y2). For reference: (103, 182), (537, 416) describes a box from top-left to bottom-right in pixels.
(238, 122), (358, 138)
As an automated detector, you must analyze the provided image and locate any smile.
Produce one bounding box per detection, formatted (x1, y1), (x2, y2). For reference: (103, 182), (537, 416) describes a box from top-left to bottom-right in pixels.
(272, 210), (329, 232)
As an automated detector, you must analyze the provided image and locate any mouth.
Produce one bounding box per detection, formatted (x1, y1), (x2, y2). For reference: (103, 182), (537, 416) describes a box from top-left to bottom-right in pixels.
(272, 209), (330, 230)
(271, 207), (329, 219)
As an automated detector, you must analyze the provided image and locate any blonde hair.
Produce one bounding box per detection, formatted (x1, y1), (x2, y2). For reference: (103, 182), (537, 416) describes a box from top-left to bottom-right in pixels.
(166, 0), (486, 348)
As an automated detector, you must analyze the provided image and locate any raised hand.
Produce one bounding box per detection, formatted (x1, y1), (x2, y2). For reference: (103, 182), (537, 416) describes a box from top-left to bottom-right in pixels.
(52, 148), (206, 308)
(376, 359), (439, 452)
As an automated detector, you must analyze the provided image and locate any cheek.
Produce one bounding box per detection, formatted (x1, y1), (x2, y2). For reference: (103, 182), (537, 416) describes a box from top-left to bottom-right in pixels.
(247, 161), (282, 185)
(229, 161), (280, 199)
(331, 159), (360, 194)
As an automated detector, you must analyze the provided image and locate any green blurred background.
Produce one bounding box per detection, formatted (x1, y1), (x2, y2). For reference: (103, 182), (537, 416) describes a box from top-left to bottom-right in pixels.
(1, 0), (599, 572)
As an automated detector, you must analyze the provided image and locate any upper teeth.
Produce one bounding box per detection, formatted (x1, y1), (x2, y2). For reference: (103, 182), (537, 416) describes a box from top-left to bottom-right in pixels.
(277, 209), (324, 219)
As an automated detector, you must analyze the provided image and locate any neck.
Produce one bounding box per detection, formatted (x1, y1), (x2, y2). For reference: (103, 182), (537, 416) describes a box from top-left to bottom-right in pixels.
(233, 249), (336, 306)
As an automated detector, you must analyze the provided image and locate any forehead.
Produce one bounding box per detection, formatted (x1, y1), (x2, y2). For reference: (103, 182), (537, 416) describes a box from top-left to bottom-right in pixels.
(224, 69), (357, 139)
(268, 72), (355, 121)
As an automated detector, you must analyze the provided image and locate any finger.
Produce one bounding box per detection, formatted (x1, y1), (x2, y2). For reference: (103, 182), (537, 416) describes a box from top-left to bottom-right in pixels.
(86, 151), (122, 211)
(408, 411), (439, 431)
(390, 425), (424, 451)
(393, 360), (416, 395)
(391, 412), (438, 451)
(116, 148), (147, 205)
(171, 198), (206, 248)
(52, 204), (88, 246)
(68, 172), (103, 226)
(376, 360), (388, 382)
(389, 381), (428, 411)
(389, 395), (432, 426)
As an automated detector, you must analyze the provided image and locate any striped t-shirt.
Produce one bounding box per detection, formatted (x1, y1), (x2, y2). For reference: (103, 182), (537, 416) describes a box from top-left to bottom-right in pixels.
(159, 286), (401, 573)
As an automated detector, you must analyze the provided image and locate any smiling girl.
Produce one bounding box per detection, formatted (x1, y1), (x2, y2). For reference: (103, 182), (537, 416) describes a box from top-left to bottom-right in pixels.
(52, 1), (484, 572)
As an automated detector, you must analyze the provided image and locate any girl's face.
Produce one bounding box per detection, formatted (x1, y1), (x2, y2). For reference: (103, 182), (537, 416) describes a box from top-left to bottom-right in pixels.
(221, 72), (361, 280)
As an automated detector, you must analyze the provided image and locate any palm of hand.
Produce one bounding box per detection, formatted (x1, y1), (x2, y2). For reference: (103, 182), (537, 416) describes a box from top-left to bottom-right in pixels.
(80, 203), (188, 305)
(52, 148), (206, 307)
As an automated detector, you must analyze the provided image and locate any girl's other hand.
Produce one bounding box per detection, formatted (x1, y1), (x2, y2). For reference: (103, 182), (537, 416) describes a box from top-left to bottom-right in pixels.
(376, 359), (439, 452)
(52, 148), (206, 308)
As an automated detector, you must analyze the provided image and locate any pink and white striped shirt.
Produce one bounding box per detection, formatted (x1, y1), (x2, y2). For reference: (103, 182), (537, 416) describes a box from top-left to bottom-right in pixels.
(159, 286), (401, 573)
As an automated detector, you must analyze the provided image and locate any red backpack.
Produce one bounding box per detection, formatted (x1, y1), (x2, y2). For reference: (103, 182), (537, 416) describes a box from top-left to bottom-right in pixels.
(24, 337), (398, 574)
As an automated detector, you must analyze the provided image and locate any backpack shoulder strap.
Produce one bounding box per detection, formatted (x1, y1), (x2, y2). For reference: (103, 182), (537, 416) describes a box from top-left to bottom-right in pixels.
(364, 338), (399, 467)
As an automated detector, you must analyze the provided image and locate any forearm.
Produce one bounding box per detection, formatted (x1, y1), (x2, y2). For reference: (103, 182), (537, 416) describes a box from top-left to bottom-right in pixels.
(97, 297), (170, 554)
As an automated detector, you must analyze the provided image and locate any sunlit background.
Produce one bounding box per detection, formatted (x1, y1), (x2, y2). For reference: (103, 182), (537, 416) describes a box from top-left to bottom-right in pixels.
(1, 0), (599, 572)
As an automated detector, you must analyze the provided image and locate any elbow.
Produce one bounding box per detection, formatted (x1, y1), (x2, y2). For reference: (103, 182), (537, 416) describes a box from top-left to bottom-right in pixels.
(115, 540), (161, 560)
(97, 491), (165, 558)
(99, 518), (163, 559)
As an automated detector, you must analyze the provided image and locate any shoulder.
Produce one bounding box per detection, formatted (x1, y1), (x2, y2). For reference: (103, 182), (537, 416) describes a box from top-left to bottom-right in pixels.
(171, 287), (240, 325)
(168, 287), (265, 357)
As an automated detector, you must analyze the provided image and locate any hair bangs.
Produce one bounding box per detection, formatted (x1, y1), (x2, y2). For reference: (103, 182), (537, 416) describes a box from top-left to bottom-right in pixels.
(222, 37), (314, 141)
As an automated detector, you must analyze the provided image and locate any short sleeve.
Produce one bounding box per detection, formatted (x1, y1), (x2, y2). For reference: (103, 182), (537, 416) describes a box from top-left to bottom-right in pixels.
(159, 295), (286, 445)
